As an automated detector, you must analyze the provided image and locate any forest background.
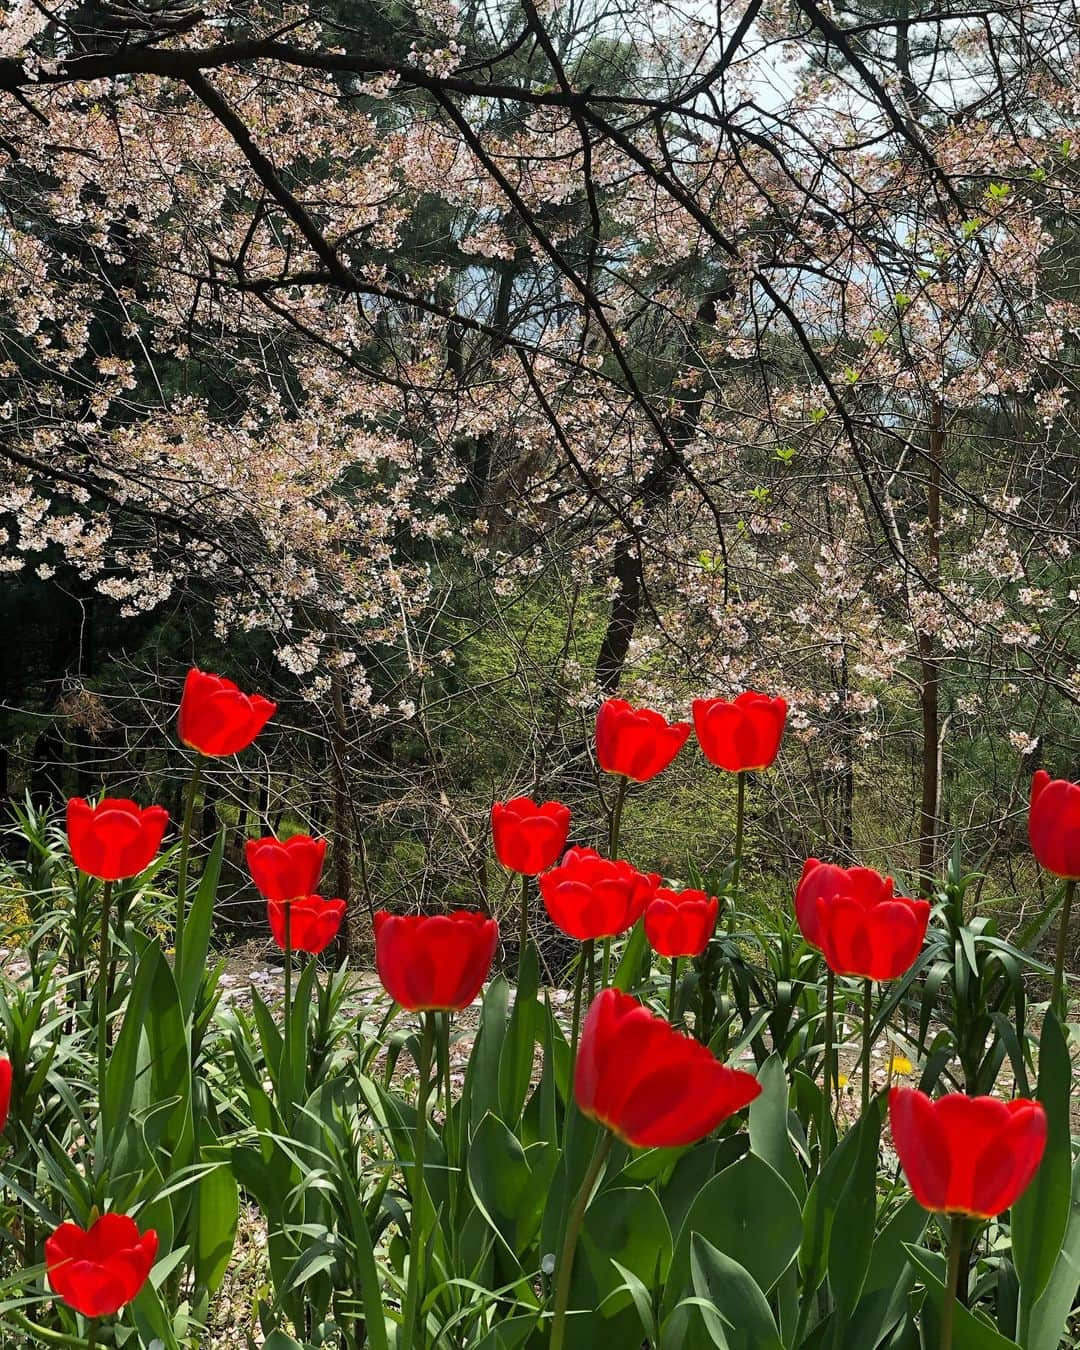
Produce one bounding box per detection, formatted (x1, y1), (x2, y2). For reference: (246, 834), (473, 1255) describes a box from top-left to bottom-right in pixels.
(0, 0), (1076, 969)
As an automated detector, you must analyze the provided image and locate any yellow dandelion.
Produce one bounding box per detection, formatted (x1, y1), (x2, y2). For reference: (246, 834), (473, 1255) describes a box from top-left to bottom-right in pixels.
(889, 1054), (913, 1075)
(836, 1073), (849, 1089)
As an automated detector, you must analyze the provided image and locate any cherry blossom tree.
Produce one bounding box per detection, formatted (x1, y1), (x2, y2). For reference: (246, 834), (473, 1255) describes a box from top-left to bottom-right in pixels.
(0, 0), (1076, 933)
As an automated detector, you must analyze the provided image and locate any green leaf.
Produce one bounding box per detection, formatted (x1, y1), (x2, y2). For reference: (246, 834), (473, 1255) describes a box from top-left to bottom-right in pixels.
(177, 829), (223, 1020)
(748, 1054), (806, 1201)
(139, 934), (194, 1169)
(285, 956), (319, 1106)
(687, 1234), (783, 1350)
(465, 975), (510, 1129)
(658, 1140), (719, 1240)
(102, 935), (162, 1155)
(194, 1161), (239, 1294)
(662, 1152), (800, 1343)
(131, 1263), (183, 1350)
(1026, 1156), (1080, 1350)
(328, 1145), (390, 1350)
(470, 1314), (538, 1349)
(799, 1091), (879, 1292)
(864, 1196), (928, 1296)
(611, 1257), (660, 1342)
(613, 918), (648, 992)
(467, 1111), (547, 1257)
(498, 943), (540, 1127)
(566, 1185), (672, 1349)
(828, 1093), (883, 1313)
(905, 1245), (1021, 1348)
(1013, 1010), (1071, 1317)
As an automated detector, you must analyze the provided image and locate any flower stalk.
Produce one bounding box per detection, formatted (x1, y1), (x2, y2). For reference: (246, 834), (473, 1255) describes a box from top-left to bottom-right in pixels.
(174, 755), (204, 971)
(549, 1131), (614, 1350)
(401, 1012), (435, 1350)
(940, 1215), (966, 1350)
(1052, 878), (1075, 1017)
(97, 881), (112, 1089)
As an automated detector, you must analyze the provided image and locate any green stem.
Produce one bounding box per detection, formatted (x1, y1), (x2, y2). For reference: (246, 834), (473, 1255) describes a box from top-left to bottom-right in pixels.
(9, 1314), (95, 1348)
(862, 978), (874, 1116)
(97, 881), (112, 1090)
(821, 966), (835, 1161)
(282, 902), (293, 1115)
(549, 1131), (614, 1350)
(1052, 878), (1075, 1019)
(940, 1215), (966, 1350)
(438, 1012), (453, 1162)
(731, 770), (746, 910)
(669, 956), (680, 1024)
(609, 775), (629, 857)
(518, 872), (530, 986)
(585, 937), (595, 1004)
(174, 756), (204, 971)
(602, 937), (611, 989)
(401, 1013), (435, 1350)
(85, 1321), (97, 1350)
(569, 945), (587, 1080)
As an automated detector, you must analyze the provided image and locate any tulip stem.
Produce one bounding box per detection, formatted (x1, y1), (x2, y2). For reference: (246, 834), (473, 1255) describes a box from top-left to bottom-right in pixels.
(402, 1012), (434, 1350)
(438, 1012), (454, 1160)
(940, 1214), (965, 1350)
(668, 957), (680, 1024)
(861, 978), (874, 1115)
(282, 901), (293, 1114)
(569, 945), (587, 1103)
(1052, 879), (1075, 1019)
(549, 1130), (614, 1350)
(518, 872), (530, 986)
(585, 938), (596, 1004)
(174, 755), (204, 972)
(602, 937), (611, 989)
(609, 774), (629, 858)
(821, 967), (835, 1161)
(97, 881), (112, 1090)
(731, 770), (746, 912)
(8, 1314), (94, 1348)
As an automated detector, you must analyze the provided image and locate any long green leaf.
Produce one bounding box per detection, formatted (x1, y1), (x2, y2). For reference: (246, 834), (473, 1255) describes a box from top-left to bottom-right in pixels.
(1025, 1156), (1080, 1350)
(1013, 1010), (1071, 1320)
(194, 1160), (239, 1295)
(905, 1245), (1021, 1349)
(177, 829), (223, 1020)
(687, 1234), (784, 1350)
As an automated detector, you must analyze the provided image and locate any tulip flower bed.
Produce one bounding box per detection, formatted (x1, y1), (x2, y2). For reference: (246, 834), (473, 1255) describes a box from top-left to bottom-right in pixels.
(0, 673), (1078, 1350)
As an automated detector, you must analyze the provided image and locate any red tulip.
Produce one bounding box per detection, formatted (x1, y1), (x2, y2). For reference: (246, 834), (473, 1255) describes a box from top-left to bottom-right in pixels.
(45, 1214), (158, 1318)
(576, 989), (761, 1147)
(177, 667), (276, 758)
(0, 1056), (10, 1133)
(538, 847), (660, 941)
(595, 698), (691, 782)
(644, 888), (719, 957)
(245, 834), (326, 901)
(491, 797), (571, 875)
(66, 798), (169, 882)
(374, 910), (498, 1011)
(794, 859), (895, 949)
(268, 895), (347, 955)
(692, 692), (788, 773)
(1029, 770), (1080, 880)
(889, 1088), (1047, 1219)
(816, 887), (929, 982)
